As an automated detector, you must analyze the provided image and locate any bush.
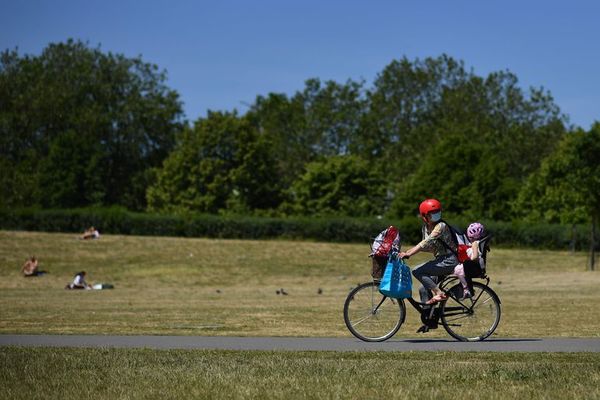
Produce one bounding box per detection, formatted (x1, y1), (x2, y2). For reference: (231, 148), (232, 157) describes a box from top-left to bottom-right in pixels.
(0, 208), (590, 250)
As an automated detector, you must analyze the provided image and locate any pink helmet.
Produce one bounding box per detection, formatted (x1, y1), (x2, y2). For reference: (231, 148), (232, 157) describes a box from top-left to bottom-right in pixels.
(467, 222), (485, 241)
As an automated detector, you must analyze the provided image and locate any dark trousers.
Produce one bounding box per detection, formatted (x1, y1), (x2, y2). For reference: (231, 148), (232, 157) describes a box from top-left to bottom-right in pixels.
(412, 255), (458, 303)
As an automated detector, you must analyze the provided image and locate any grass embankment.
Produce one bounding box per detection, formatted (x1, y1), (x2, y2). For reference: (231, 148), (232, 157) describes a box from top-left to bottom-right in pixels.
(1, 347), (599, 400)
(0, 230), (598, 338)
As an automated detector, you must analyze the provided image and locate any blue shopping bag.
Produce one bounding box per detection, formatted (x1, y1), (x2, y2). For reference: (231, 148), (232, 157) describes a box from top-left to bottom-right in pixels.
(379, 254), (412, 299)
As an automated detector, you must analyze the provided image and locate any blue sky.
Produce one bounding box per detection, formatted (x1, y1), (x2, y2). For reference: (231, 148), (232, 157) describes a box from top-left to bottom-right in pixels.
(2, 0), (599, 128)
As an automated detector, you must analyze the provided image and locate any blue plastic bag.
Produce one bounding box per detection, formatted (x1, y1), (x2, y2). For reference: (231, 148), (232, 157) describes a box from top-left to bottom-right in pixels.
(379, 254), (412, 299)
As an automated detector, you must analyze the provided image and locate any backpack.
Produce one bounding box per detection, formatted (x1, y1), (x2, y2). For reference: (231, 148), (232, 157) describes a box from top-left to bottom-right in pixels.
(371, 226), (401, 258)
(440, 221), (493, 270)
(436, 220), (470, 262)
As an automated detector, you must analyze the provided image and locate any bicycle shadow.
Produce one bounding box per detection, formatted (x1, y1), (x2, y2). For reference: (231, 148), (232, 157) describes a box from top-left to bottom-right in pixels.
(398, 338), (542, 343)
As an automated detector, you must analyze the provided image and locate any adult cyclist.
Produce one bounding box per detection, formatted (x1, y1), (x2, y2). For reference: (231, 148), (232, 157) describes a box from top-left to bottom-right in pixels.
(399, 199), (458, 306)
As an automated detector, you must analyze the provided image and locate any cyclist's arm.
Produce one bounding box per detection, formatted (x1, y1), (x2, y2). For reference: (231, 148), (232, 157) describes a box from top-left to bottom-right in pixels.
(400, 224), (443, 258)
(399, 245), (421, 259)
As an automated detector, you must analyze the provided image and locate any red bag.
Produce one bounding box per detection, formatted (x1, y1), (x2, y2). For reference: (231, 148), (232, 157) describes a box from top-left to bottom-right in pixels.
(371, 226), (400, 258)
(457, 244), (470, 263)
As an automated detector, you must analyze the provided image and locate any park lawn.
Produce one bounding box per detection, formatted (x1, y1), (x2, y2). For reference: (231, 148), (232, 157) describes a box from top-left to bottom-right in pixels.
(1, 347), (599, 400)
(0, 230), (598, 338)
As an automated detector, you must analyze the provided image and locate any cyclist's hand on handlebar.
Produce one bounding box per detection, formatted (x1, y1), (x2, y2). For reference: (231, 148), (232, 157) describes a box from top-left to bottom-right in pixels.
(399, 251), (410, 260)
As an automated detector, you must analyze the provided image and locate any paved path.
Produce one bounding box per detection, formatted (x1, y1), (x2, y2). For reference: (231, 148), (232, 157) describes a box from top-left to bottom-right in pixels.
(1, 335), (599, 352)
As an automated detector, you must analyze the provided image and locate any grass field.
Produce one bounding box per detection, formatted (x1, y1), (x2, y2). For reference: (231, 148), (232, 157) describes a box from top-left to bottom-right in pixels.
(2, 347), (599, 400)
(2, 230), (599, 399)
(0, 230), (598, 338)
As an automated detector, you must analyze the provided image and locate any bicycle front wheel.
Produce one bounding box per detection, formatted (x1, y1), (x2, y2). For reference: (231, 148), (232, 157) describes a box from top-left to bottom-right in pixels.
(440, 281), (501, 342)
(343, 281), (406, 342)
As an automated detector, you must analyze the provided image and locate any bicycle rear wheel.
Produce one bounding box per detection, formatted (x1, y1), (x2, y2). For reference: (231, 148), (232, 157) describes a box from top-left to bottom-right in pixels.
(440, 281), (501, 342)
(343, 281), (406, 342)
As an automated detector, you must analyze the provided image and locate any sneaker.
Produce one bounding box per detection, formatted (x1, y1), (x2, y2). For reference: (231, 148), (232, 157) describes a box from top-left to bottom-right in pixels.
(462, 289), (472, 299)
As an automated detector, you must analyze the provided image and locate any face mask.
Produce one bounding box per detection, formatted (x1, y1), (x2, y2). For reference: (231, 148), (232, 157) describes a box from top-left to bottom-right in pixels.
(430, 211), (442, 222)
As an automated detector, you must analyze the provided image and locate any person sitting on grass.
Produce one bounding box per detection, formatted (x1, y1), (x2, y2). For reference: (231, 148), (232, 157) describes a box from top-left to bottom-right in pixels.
(80, 227), (100, 240)
(21, 256), (48, 277)
(66, 271), (92, 290)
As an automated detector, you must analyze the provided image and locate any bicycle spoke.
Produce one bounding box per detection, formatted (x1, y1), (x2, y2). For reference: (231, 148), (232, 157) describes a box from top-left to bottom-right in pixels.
(440, 282), (501, 342)
(352, 313), (376, 327)
(343, 281), (406, 342)
(443, 312), (470, 324)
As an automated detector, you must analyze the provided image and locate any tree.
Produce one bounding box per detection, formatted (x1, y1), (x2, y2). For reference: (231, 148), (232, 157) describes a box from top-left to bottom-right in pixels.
(286, 155), (387, 217)
(360, 55), (471, 170)
(388, 129), (516, 220)
(379, 58), (565, 221)
(247, 78), (366, 188)
(147, 112), (282, 214)
(514, 123), (600, 270)
(299, 78), (366, 156)
(38, 130), (104, 207)
(227, 132), (282, 213)
(246, 92), (307, 189)
(0, 39), (184, 210)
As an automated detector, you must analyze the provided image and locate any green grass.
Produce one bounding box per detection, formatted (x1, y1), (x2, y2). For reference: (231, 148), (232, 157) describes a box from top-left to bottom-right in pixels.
(2, 231), (599, 399)
(1, 230), (599, 338)
(1, 347), (599, 400)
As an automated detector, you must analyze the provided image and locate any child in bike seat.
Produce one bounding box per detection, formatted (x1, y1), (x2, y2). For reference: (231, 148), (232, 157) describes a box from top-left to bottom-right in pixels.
(453, 222), (486, 299)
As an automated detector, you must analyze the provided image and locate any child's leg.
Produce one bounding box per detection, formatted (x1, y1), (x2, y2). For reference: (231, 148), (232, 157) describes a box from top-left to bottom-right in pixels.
(453, 264), (468, 290)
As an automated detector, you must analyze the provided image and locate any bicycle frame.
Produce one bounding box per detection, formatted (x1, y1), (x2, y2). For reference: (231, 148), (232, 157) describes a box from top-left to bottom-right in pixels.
(383, 274), (496, 323)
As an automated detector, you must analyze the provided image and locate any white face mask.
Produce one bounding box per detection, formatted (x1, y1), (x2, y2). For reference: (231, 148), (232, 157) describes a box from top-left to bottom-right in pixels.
(430, 211), (442, 222)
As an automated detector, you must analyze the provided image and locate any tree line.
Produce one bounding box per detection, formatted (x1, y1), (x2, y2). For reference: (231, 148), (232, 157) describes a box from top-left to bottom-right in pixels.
(1, 40), (598, 263)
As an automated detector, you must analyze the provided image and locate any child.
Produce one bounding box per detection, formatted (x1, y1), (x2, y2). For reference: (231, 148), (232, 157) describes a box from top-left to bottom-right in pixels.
(453, 222), (486, 299)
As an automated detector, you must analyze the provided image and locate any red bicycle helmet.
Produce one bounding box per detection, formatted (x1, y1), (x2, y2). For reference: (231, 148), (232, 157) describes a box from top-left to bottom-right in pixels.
(419, 198), (442, 217)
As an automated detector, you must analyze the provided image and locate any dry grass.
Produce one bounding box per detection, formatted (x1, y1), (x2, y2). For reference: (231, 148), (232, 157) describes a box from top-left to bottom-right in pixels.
(0, 230), (598, 338)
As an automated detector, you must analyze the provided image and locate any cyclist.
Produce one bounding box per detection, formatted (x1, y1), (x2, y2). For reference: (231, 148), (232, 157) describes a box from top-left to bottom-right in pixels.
(399, 198), (458, 306)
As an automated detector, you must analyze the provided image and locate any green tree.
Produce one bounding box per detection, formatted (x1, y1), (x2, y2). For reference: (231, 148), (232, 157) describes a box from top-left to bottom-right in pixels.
(298, 78), (365, 156)
(388, 129), (514, 219)
(147, 112), (282, 214)
(248, 78), (366, 188)
(380, 58), (565, 221)
(247, 93), (307, 189)
(514, 123), (600, 270)
(360, 55), (470, 169)
(227, 132), (282, 213)
(0, 39), (184, 209)
(38, 130), (104, 207)
(286, 155), (386, 217)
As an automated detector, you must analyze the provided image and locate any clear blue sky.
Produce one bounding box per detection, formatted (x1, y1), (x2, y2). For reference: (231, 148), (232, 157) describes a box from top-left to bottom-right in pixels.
(2, 0), (599, 129)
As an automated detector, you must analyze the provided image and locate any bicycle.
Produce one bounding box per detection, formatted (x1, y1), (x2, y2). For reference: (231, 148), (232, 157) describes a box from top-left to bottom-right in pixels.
(343, 251), (501, 342)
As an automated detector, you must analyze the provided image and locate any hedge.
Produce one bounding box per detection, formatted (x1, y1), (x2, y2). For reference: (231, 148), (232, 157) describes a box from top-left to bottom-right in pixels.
(0, 208), (592, 250)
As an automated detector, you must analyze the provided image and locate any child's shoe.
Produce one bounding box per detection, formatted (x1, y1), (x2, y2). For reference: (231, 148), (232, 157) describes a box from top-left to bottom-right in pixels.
(462, 289), (472, 299)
